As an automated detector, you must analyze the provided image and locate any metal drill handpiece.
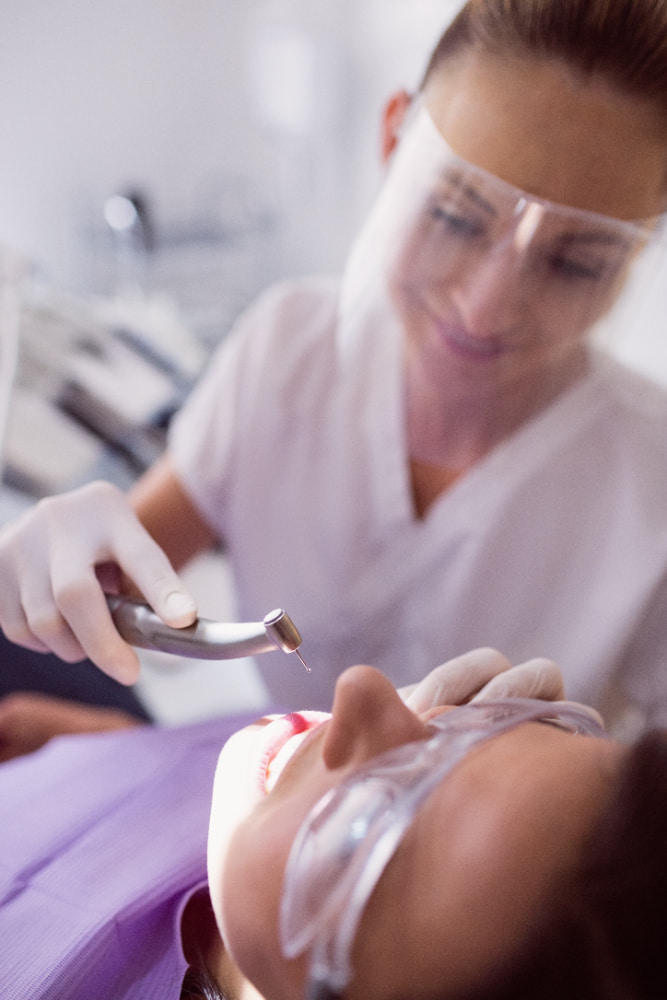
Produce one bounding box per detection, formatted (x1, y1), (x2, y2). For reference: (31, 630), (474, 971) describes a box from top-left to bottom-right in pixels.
(263, 609), (310, 671)
(106, 595), (308, 667)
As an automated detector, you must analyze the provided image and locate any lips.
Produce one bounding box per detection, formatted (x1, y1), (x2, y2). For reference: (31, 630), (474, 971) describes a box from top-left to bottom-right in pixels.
(419, 300), (507, 362)
(258, 711), (330, 794)
(436, 319), (505, 360)
(445, 327), (504, 358)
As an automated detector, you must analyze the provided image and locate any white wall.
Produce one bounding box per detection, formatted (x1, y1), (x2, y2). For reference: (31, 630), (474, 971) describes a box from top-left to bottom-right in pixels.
(1, 0), (665, 383)
(0, 0), (457, 287)
(0, 1), (260, 284)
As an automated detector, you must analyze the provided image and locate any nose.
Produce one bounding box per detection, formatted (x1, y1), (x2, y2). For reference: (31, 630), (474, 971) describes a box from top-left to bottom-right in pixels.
(322, 665), (427, 770)
(450, 239), (528, 337)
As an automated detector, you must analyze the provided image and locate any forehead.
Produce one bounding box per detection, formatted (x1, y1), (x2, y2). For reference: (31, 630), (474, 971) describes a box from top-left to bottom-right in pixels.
(423, 50), (667, 220)
(349, 723), (623, 1000)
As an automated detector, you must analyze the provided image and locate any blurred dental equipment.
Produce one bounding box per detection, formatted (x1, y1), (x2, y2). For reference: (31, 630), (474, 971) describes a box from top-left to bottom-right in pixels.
(103, 189), (155, 297)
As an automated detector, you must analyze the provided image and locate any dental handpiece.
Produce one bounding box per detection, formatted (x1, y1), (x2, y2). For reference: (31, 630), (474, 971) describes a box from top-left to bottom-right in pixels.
(105, 595), (310, 669)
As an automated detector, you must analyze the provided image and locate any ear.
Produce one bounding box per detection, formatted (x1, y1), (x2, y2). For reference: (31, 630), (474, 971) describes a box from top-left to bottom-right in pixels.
(380, 89), (413, 164)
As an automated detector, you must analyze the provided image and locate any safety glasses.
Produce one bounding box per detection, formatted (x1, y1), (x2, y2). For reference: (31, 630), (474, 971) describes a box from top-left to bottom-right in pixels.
(279, 698), (607, 1000)
(407, 108), (660, 281)
(340, 105), (665, 352)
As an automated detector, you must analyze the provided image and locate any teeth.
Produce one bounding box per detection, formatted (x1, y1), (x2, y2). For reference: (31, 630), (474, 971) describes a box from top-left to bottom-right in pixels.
(266, 731), (310, 793)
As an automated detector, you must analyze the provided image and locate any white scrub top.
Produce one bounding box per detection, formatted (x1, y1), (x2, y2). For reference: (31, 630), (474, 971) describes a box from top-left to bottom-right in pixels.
(169, 277), (667, 734)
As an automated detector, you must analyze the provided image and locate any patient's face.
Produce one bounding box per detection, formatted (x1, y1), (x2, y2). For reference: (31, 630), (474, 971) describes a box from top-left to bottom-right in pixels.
(208, 666), (623, 1000)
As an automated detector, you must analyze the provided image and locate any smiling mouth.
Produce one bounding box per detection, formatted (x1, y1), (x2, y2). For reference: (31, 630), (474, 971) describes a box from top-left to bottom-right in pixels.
(418, 299), (508, 362)
(438, 321), (506, 360)
(261, 712), (330, 793)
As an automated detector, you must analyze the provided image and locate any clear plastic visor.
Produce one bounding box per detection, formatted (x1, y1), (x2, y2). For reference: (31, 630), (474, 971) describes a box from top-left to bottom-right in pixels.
(279, 699), (607, 999)
(339, 105), (665, 368)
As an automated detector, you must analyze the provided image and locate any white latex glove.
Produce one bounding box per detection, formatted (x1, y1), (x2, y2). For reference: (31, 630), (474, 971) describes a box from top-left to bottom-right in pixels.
(0, 480), (197, 684)
(401, 647), (565, 713)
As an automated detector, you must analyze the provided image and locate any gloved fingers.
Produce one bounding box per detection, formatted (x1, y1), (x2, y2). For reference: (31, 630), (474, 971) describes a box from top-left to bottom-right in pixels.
(108, 515), (197, 628)
(0, 607), (51, 656)
(19, 581), (92, 664)
(0, 539), (131, 674)
(398, 681), (418, 701)
(41, 565), (143, 683)
(0, 480), (197, 684)
(57, 480), (197, 628)
(470, 657), (564, 703)
(48, 505), (196, 684)
(0, 544), (51, 654)
(404, 647), (514, 712)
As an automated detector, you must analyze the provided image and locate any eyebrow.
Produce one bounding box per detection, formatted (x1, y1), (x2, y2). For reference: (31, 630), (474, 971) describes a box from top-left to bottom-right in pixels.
(555, 230), (634, 253)
(440, 168), (640, 250)
(441, 168), (498, 217)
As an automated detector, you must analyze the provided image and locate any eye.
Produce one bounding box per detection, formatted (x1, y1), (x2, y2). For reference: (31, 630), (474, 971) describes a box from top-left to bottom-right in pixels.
(545, 252), (622, 283)
(547, 254), (606, 281)
(429, 202), (487, 238)
(542, 231), (631, 284)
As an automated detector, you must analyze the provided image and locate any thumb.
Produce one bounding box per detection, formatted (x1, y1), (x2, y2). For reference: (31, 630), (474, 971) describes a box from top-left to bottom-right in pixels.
(109, 523), (198, 628)
(156, 587), (199, 628)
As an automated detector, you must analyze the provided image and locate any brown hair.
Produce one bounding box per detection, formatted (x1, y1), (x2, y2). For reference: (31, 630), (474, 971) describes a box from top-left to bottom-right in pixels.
(421, 0), (667, 114)
(452, 730), (667, 1000)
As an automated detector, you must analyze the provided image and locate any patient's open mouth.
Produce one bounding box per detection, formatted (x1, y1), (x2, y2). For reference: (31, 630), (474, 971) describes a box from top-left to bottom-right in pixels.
(261, 712), (330, 793)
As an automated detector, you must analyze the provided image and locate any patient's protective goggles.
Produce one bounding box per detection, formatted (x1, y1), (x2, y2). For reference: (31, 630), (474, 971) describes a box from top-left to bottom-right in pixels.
(340, 105), (665, 351)
(279, 698), (607, 1000)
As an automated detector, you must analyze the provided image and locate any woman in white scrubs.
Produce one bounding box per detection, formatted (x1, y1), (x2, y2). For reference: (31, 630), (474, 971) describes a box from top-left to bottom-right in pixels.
(2, 0), (667, 741)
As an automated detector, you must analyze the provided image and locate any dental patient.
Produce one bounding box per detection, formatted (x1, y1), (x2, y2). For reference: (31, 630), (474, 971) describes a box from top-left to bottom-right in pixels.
(0, 649), (664, 999)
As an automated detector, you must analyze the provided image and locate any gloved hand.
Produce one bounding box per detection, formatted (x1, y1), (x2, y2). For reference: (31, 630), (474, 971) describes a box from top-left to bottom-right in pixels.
(401, 647), (565, 713)
(0, 481), (197, 684)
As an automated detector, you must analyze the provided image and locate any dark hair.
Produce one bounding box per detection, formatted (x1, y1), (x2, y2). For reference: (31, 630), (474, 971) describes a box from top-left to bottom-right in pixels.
(181, 963), (228, 1000)
(421, 0), (667, 115)
(453, 730), (667, 1000)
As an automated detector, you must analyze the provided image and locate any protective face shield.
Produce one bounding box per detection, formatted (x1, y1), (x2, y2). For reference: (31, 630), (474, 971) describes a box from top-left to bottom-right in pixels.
(279, 698), (607, 1000)
(337, 105), (666, 460)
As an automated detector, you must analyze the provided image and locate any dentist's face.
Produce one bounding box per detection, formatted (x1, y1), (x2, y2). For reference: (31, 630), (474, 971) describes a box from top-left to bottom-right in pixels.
(387, 50), (667, 409)
(208, 666), (622, 1000)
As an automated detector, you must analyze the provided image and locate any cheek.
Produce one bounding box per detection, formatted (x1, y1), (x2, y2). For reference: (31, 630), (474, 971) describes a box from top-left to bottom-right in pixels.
(390, 220), (453, 292)
(388, 247), (444, 337)
(207, 729), (268, 931)
(221, 820), (282, 956)
(530, 291), (609, 347)
(219, 816), (307, 1000)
